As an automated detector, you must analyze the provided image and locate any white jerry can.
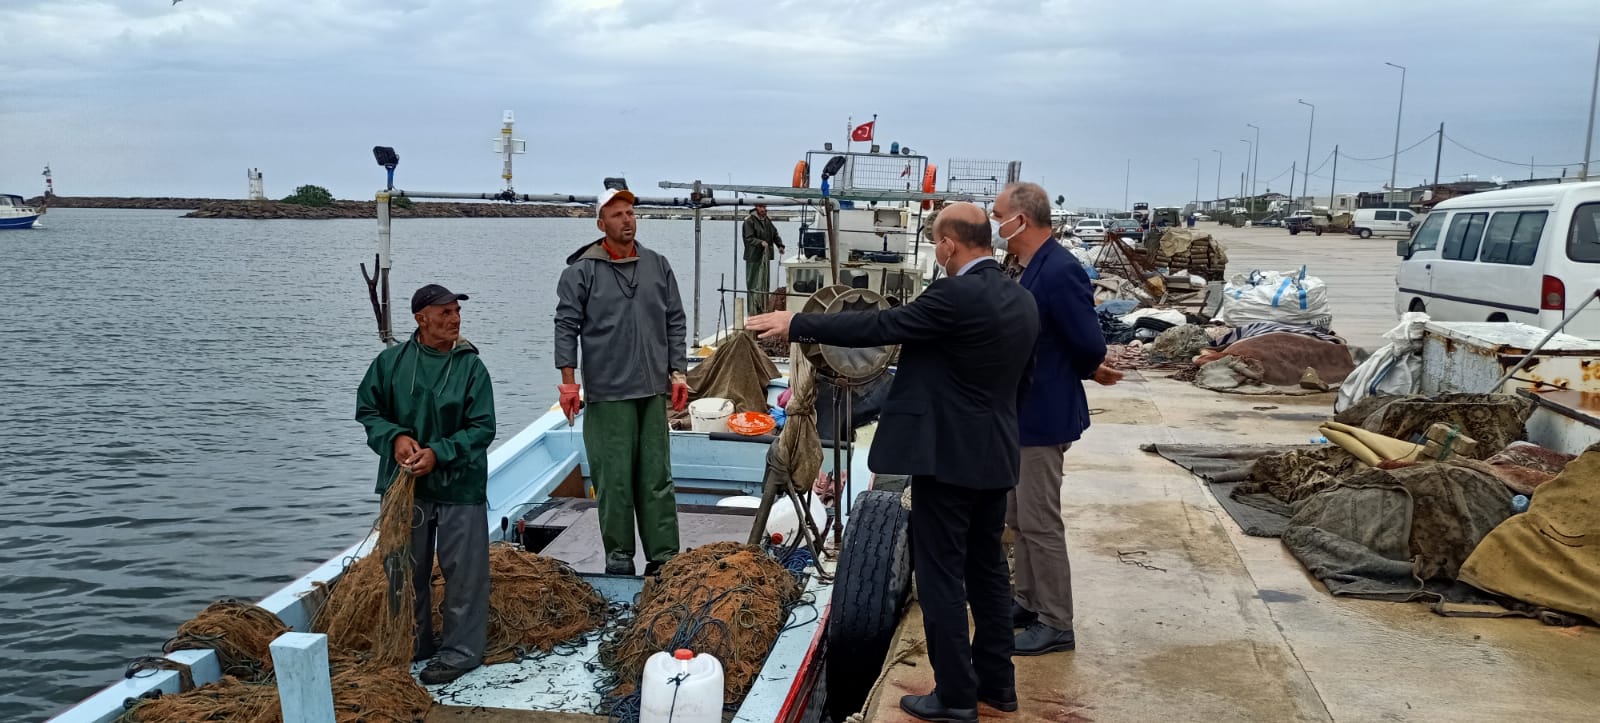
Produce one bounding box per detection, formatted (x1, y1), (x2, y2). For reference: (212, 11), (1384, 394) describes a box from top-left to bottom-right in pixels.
(640, 648), (724, 723)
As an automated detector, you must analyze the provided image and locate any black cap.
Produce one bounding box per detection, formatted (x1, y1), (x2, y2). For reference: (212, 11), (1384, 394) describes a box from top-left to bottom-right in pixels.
(411, 284), (469, 314)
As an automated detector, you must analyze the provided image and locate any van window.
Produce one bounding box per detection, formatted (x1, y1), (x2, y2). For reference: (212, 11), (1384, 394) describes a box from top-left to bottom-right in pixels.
(1570, 203), (1600, 263)
(1376, 210), (1398, 221)
(1480, 211), (1547, 266)
(1398, 211), (1414, 221)
(1441, 212), (1488, 261)
(1411, 212), (1446, 251)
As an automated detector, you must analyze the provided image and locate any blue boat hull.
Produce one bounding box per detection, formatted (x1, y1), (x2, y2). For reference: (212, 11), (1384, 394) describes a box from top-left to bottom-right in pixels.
(0, 214), (39, 229)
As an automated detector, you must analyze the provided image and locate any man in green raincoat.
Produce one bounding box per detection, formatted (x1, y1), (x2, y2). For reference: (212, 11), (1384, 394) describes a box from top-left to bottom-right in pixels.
(554, 188), (689, 576)
(742, 203), (784, 314)
(356, 283), (496, 685)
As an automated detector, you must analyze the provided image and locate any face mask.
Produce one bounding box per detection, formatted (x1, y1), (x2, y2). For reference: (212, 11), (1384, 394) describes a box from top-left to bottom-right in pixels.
(935, 238), (955, 276)
(992, 214), (1023, 251)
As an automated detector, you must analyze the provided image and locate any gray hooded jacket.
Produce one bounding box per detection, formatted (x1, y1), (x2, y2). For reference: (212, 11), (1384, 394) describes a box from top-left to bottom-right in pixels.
(554, 239), (688, 402)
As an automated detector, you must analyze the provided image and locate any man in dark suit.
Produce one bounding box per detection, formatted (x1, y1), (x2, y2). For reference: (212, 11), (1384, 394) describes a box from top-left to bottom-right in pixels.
(748, 202), (1040, 723)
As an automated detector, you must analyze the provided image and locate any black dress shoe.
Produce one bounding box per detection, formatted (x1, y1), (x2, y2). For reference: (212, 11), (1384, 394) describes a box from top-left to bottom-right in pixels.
(418, 660), (476, 685)
(1015, 621), (1076, 656)
(899, 693), (978, 723)
(604, 557), (636, 575)
(1011, 601), (1039, 629)
(978, 686), (1019, 712)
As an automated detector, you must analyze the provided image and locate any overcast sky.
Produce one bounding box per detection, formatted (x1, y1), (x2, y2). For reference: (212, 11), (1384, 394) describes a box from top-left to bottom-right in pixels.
(4, 0), (1599, 209)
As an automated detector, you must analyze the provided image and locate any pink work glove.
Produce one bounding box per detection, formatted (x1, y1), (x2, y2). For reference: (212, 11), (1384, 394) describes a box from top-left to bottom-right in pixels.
(559, 383), (582, 424)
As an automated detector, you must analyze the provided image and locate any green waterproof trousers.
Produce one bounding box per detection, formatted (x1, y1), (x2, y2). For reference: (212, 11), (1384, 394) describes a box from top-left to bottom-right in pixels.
(583, 394), (680, 569)
(746, 259), (769, 315)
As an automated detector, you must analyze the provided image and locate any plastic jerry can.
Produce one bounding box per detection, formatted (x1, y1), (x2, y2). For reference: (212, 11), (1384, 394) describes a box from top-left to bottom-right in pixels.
(640, 648), (724, 723)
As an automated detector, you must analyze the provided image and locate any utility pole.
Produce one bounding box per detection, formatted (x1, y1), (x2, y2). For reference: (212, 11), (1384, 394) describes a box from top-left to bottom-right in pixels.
(1385, 62), (1407, 191)
(1124, 158), (1131, 210)
(1289, 161), (1297, 214)
(1583, 37), (1599, 181)
(1239, 138), (1253, 212)
(1247, 123), (1261, 202)
(1330, 145), (1339, 210)
(1194, 157), (1201, 209)
(1298, 99), (1315, 213)
(1433, 122), (1445, 191)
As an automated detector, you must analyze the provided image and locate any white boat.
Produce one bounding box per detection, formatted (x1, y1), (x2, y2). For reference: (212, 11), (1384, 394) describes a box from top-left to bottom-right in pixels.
(0, 194), (42, 229)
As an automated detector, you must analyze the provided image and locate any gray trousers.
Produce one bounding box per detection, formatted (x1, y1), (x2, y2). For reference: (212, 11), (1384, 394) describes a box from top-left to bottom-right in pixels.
(1006, 444), (1074, 631)
(410, 499), (489, 669)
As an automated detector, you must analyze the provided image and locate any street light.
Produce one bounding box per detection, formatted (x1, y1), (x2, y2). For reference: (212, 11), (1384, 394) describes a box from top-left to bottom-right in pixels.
(1124, 158), (1131, 211)
(1385, 62), (1407, 191)
(1298, 99), (1315, 212)
(1246, 124), (1261, 202)
(1239, 138), (1253, 212)
(1212, 149), (1223, 201)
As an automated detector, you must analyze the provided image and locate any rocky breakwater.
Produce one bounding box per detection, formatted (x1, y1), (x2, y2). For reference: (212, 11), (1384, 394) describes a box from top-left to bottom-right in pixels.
(183, 200), (597, 220)
(26, 196), (216, 210)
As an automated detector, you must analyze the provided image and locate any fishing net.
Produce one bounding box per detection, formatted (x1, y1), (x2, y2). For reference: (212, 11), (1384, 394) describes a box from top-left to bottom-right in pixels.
(163, 599), (290, 681)
(428, 544), (607, 665)
(118, 661), (432, 723)
(599, 541), (801, 707)
(124, 466), (605, 722)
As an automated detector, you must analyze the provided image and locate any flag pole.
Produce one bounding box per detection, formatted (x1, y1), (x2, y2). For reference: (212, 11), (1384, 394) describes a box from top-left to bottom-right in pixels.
(872, 113), (878, 148)
(846, 115), (852, 154)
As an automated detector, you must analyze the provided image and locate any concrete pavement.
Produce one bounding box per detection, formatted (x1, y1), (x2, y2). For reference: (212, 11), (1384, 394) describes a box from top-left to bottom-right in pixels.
(860, 228), (1600, 722)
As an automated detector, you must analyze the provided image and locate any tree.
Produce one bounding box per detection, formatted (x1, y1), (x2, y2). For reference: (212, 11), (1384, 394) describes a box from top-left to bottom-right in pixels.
(390, 195), (414, 210)
(282, 184), (334, 207)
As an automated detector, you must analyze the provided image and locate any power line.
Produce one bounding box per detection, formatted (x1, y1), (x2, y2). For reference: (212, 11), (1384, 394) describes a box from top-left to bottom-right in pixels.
(1340, 131), (1438, 162)
(1307, 149), (1336, 176)
(1260, 164), (1296, 185)
(1442, 132), (1591, 169)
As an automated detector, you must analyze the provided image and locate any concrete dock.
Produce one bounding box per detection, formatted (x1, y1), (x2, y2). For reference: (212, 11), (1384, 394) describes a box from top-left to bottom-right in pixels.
(860, 227), (1600, 722)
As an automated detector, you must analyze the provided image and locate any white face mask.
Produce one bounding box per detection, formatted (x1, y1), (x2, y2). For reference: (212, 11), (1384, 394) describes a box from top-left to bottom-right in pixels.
(992, 214), (1023, 251)
(935, 237), (956, 276)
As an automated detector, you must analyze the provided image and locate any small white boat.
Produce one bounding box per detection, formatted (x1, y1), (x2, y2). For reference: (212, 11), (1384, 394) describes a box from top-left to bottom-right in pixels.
(0, 194), (42, 229)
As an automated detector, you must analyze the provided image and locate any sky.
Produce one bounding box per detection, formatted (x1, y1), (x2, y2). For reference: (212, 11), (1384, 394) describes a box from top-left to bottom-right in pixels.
(3, 0), (1599, 210)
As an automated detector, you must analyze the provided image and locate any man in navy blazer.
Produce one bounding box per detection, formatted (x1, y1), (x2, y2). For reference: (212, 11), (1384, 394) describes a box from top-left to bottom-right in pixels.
(992, 182), (1113, 656)
(748, 202), (1039, 723)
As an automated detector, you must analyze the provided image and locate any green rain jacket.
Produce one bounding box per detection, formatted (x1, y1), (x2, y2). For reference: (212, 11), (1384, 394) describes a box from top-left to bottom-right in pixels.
(355, 334), (496, 504)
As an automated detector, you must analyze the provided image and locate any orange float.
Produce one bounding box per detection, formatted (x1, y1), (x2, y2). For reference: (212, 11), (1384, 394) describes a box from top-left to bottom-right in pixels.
(921, 164), (937, 210)
(792, 160), (810, 188)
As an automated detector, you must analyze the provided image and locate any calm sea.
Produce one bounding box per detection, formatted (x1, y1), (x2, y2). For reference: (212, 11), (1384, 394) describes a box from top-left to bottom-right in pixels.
(0, 208), (794, 721)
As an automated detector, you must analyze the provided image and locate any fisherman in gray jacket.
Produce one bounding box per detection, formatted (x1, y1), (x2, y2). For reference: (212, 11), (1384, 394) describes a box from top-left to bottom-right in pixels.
(553, 187), (689, 576)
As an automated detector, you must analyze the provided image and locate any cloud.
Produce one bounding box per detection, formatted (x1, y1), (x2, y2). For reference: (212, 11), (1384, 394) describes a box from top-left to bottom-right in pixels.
(2, 0), (1597, 206)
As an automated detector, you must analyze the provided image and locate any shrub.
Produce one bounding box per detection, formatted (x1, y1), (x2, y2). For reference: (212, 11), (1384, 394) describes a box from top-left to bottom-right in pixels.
(283, 184), (334, 207)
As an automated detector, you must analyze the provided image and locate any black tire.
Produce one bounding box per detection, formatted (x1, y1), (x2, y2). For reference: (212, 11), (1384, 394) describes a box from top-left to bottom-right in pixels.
(1359, 228), (1373, 239)
(1410, 299), (1427, 313)
(1315, 228), (1324, 236)
(1488, 313), (1509, 323)
(1289, 228), (1300, 235)
(825, 489), (911, 719)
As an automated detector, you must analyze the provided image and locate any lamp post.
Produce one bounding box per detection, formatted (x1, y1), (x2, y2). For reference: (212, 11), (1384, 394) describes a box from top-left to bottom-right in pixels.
(1583, 39), (1599, 181)
(1212, 149), (1223, 202)
(1193, 157), (1201, 209)
(1385, 62), (1407, 191)
(1239, 138), (1253, 214)
(1298, 99), (1315, 213)
(1124, 158), (1131, 211)
(1246, 123), (1261, 201)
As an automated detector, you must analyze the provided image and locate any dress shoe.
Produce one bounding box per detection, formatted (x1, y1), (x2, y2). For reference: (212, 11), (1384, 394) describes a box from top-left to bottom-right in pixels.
(643, 560), (665, 577)
(604, 555), (636, 575)
(978, 686), (1019, 712)
(1011, 600), (1038, 629)
(900, 693), (978, 723)
(418, 659), (476, 685)
(1014, 621), (1076, 656)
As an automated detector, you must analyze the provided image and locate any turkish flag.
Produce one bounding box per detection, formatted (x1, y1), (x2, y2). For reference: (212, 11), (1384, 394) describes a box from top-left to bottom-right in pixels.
(851, 121), (875, 142)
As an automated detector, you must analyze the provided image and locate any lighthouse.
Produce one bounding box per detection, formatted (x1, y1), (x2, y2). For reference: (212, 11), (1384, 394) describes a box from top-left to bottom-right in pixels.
(247, 168), (265, 200)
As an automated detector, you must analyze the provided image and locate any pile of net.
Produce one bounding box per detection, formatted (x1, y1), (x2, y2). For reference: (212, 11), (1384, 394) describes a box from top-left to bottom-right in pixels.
(119, 658), (432, 723)
(429, 545), (607, 664)
(600, 542), (801, 706)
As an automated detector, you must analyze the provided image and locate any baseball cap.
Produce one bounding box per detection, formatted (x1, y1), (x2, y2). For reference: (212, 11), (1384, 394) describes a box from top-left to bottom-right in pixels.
(411, 284), (469, 314)
(596, 188), (637, 217)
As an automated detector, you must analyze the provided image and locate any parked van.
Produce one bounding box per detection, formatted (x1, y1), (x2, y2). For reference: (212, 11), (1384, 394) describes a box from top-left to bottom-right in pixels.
(1351, 208), (1417, 238)
(1394, 181), (1600, 338)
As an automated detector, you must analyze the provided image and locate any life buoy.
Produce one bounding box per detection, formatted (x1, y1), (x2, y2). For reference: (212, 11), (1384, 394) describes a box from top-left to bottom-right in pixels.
(792, 160), (810, 188)
(921, 164), (937, 210)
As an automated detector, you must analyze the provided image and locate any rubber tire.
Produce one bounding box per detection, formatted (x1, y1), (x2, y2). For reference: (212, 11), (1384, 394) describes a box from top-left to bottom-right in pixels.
(1410, 299), (1427, 314)
(1359, 228), (1373, 239)
(1488, 313), (1509, 323)
(1289, 228), (1300, 235)
(824, 489), (912, 719)
(1315, 228), (1324, 236)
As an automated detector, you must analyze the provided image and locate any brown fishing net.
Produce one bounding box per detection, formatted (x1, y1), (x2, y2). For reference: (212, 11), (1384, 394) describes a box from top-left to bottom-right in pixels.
(600, 541), (800, 705)
(123, 466), (606, 722)
(429, 544), (608, 665)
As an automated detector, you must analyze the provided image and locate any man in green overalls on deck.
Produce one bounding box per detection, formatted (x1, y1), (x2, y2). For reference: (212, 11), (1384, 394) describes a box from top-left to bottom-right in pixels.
(742, 202), (784, 314)
(554, 187), (690, 576)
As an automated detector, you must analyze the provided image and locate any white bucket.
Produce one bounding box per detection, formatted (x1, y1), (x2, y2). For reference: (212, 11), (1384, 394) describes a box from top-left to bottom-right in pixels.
(640, 649), (723, 723)
(687, 397), (734, 433)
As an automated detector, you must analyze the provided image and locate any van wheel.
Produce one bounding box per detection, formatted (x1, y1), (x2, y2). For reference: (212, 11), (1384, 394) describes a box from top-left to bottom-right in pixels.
(1289, 228), (1300, 235)
(1487, 313), (1509, 323)
(1409, 299), (1427, 314)
(1315, 228), (1324, 236)
(1359, 228), (1373, 239)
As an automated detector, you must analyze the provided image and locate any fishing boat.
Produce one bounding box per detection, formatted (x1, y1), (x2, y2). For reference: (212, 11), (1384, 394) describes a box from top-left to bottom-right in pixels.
(51, 140), (998, 722)
(0, 194), (43, 229)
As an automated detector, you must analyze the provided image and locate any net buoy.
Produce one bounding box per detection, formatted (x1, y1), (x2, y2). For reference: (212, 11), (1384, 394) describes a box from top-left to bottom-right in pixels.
(921, 164), (937, 210)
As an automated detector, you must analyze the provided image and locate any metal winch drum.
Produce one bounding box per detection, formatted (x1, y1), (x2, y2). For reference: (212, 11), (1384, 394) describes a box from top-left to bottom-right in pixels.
(798, 284), (897, 381)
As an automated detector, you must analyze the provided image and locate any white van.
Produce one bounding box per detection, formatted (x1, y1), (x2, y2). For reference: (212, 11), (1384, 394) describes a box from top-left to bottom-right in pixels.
(1394, 181), (1600, 338)
(1350, 208), (1417, 238)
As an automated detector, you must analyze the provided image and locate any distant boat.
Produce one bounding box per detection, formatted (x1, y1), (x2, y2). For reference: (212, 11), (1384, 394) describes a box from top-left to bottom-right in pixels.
(0, 194), (42, 229)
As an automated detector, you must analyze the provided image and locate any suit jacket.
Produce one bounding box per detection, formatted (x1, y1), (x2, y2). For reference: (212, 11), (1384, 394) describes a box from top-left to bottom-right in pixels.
(791, 259), (1040, 490)
(1017, 240), (1107, 446)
